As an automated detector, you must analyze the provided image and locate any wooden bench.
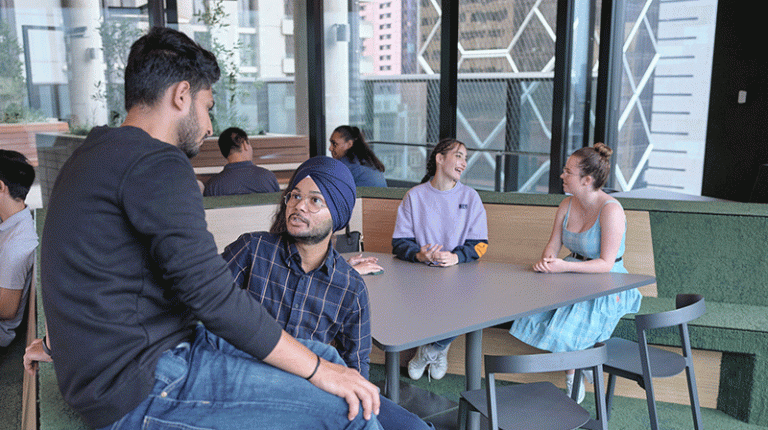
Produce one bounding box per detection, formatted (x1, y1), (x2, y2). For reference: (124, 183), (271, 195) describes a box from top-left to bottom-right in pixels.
(190, 134), (309, 187)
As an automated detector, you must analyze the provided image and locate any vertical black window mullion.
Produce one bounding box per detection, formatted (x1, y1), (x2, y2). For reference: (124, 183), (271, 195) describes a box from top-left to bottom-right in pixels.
(306, 0), (325, 157)
(595, 0), (624, 189)
(550, 0), (576, 194)
(439, 0), (459, 140)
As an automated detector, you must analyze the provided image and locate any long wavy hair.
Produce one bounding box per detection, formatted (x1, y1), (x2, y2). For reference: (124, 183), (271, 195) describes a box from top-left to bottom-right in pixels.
(420, 138), (465, 183)
(332, 125), (385, 172)
(269, 169), (298, 235)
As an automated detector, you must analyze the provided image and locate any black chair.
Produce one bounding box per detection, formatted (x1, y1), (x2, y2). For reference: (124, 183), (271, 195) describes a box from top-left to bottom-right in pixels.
(458, 343), (608, 430)
(603, 294), (705, 430)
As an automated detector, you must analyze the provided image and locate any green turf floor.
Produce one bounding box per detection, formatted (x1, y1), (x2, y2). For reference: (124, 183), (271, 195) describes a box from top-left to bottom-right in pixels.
(370, 363), (768, 430)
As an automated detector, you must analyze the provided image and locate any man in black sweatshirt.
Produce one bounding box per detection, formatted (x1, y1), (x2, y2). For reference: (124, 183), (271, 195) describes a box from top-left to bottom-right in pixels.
(39, 27), (381, 430)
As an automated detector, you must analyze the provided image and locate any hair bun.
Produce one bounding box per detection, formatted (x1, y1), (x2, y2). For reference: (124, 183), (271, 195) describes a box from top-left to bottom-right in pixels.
(593, 142), (613, 159)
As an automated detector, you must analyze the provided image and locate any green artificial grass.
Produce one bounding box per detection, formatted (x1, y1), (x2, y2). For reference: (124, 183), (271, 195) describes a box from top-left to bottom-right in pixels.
(370, 363), (768, 430)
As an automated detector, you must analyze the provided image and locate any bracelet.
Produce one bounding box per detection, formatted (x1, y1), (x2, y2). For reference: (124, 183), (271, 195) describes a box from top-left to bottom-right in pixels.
(42, 335), (53, 357)
(305, 353), (321, 380)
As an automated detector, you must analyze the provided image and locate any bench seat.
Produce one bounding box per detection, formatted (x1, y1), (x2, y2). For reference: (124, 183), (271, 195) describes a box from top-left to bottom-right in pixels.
(615, 296), (768, 424)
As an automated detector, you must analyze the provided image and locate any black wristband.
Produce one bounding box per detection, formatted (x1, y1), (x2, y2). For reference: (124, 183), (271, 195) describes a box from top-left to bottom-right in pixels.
(306, 353), (321, 380)
(42, 335), (53, 357)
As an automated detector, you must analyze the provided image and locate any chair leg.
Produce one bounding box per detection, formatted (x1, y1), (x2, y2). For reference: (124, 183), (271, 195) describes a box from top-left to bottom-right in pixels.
(457, 397), (469, 430)
(592, 365), (608, 430)
(605, 372), (617, 421)
(643, 375), (661, 430)
(685, 365), (704, 430)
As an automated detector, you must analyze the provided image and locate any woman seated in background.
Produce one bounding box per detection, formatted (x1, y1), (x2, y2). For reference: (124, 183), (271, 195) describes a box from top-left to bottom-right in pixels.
(329, 125), (387, 187)
(508, 142), (642, 403)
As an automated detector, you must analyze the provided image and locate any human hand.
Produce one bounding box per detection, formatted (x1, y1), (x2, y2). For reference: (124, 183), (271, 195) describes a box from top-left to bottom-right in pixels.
(308, 359), (381, 421)
(416, 244), (443, 264)
(24, 338), (52, 376)
(533, 257), (565, 273)
(348, 254), (377, 266)
(352, 259), (384, 275)
(430, 251), (459, 267)
(348, 254), (383, 275)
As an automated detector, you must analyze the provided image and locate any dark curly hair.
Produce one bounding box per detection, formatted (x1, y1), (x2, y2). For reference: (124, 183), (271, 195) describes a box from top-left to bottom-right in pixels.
(124, 27), (220, 111)
(0, 150), (35, 200)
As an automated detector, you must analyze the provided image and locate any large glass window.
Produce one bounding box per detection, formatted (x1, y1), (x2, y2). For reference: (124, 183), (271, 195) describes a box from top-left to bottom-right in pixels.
(607, 0), (718, 195)
(186, 0), (294, 135)
(339, 0), (560, 191)
(0, 0), (723, 200)
(456, 0), (557, 192)
(330, 0), (439, 185)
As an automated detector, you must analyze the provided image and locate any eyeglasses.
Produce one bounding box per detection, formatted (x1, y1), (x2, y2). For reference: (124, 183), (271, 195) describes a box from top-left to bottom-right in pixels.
(284, 191), (327, 213)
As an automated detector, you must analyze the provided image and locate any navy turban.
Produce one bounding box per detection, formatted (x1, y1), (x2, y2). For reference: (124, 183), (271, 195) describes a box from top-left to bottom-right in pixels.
(289, 156), (356, 232)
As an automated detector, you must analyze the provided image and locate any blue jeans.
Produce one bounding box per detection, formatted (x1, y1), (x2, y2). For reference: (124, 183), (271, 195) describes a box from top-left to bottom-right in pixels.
(378, 397), (435, 430)
(100, 325), (382, 430)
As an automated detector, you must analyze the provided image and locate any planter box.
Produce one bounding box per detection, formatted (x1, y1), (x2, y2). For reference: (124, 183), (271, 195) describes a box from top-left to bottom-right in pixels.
(36, 133), (86, 207)
(0, 122), (69, 166)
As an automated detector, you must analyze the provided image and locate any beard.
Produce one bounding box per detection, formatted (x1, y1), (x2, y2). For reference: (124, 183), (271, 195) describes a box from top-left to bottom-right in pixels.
(288, 213), (333, 245)
(176, 103), (202, 158)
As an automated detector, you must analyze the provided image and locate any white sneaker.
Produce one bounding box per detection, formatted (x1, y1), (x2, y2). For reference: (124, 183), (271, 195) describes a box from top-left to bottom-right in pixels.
(428, 344), (450, 380)
(565, 373), (586, 404)
(408, 345), (435, 380)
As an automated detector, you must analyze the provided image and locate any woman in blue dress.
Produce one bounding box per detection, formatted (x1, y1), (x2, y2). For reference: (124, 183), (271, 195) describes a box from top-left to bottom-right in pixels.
(509, 142), (642, 403)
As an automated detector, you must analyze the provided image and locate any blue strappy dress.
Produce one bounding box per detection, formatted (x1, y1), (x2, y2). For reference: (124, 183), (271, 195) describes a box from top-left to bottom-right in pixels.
(508, 199), (643, 352)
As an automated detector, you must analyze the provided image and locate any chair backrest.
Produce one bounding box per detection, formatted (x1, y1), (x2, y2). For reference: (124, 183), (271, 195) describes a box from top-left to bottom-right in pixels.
(484, 343), (608, 430)
(635, 294), (705, 331)
(484, 342), (607, 376)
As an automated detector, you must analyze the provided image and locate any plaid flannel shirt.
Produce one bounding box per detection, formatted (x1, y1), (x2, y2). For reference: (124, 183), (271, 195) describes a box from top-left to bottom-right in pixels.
(222, 232), (372, 378)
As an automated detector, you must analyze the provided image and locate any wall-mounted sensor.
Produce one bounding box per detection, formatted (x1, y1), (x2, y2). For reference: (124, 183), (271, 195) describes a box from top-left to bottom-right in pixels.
(333, 24), (348, 42)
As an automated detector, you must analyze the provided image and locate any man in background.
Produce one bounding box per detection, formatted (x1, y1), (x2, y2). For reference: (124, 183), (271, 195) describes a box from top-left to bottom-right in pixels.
(203, 127), (280, 196)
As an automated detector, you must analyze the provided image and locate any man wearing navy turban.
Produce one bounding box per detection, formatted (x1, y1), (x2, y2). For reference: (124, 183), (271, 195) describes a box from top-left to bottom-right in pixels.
(289, 155), (357, 233)
(222, 156), (434, 430)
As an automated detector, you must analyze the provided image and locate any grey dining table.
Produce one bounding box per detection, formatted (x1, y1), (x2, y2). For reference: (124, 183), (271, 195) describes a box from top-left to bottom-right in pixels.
(352, 253), (656, 410)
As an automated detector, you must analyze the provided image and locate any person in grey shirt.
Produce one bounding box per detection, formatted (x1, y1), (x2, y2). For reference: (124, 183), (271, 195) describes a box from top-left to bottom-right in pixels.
(204, 127), (280, 196)
(0, 150), (37, 348)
